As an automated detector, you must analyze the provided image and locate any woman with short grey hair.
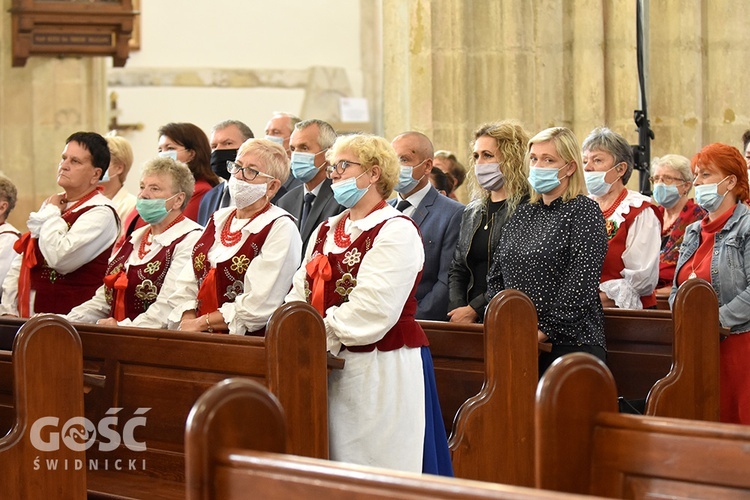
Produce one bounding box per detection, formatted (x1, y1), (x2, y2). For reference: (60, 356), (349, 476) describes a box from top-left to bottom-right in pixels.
(649, 154), (706, 291)
(582, 127), (661, 309)
(66, 157), (203, 328)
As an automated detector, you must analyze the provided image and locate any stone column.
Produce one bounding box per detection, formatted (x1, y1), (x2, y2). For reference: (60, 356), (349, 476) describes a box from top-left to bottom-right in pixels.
(0, 0), (107, 227)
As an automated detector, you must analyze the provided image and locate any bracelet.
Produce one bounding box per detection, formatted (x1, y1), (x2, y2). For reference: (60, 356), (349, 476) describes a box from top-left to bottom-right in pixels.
(204, 314), (214, 333)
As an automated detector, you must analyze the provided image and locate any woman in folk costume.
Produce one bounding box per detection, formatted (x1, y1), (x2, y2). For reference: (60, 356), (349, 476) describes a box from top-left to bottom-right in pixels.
(0, 132), (119, 316)
(66, 157), (202, 327)
(285, 133), (453, 476)
(169, 138), (301, 335)
(582, 127), (661, 309)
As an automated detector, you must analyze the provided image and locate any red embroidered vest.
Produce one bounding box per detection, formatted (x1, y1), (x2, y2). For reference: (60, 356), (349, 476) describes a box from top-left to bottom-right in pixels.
(306, 216), (428, 352)
(601, 201), (660, 308)
(192, 213), (289, 319)
(105, 230), (196, 320)
(30, 206), (116, 314)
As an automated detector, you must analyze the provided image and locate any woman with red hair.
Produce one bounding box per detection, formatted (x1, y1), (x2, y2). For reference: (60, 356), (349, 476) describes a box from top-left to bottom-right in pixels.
(670, 142), (750, 424)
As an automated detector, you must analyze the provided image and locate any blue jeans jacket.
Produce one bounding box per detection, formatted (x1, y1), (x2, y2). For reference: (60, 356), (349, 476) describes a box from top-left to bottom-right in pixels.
(669, 202), (750, 334)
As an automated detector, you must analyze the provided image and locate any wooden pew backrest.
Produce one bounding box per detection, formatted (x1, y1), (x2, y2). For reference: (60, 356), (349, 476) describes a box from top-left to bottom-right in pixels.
(0, 315), (86, 499)
(447, 290), (539, 486)
(645, 278), (719, 420)
(536, 353), (749, 498)
(186, 377), (592, 500)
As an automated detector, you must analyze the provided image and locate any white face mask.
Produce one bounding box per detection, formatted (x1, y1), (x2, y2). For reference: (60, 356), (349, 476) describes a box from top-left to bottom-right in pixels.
(228, 176), (268, 209)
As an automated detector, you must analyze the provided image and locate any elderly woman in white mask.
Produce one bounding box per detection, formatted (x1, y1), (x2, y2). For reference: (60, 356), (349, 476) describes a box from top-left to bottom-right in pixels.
(169, 138), (301, 335)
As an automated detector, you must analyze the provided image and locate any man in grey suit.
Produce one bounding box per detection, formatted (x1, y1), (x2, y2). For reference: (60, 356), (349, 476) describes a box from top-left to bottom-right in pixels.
(197, 119), (254, 226)
(392, 131), (464, 321)
(277, 119), (344, 253)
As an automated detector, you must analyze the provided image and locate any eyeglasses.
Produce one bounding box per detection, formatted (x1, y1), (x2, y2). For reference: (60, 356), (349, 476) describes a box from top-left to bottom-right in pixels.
(226, 161), (275, 181)
(649, 175), (687, 185)
(326, 160), (362, 178)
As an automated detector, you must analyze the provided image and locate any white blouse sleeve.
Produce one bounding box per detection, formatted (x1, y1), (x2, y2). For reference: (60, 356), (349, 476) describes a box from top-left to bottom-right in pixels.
(600, 208), (661, 309)
(64, 284), (110, 323)
(0, 253), (21, 316)
(166, 253), (201, 326)
(220, 217), (302, 335)
(37, 205), (119, 275)
(323, 217), (424, 355)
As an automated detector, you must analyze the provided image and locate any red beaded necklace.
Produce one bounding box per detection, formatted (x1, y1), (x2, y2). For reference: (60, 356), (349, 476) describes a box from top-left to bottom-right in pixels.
(220, 203), (271, 247)
(61, 188), (100, 217)
(601, 188), (628, 219)
(138, 213), (185, 259)
(333, 199), (387, 248)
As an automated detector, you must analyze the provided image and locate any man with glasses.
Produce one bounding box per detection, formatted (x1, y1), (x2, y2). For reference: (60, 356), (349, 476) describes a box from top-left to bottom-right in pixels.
(197, 119), (254, 226)
(1, 132), (120, 316)
(391, 131), (464, 321)
(277, 119), (344, 252)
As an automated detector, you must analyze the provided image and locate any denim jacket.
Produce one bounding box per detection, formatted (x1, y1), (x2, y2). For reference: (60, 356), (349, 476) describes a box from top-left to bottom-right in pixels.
(669, 202), (750, 334)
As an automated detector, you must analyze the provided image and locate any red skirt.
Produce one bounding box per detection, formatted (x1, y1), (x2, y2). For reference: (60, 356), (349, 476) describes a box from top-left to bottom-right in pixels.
(720, 332), (750, 424)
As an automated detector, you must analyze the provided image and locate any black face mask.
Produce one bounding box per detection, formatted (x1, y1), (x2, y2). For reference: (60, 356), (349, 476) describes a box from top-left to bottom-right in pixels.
(210, 149), (239, 180)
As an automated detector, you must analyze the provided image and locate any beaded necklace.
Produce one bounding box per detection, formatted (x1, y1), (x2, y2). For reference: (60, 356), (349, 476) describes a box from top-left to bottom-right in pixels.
(601, 188), (628, 219)
(220, 202), (271, 247)
(138, 213), (185, 259)
(333, 199), (387, 248)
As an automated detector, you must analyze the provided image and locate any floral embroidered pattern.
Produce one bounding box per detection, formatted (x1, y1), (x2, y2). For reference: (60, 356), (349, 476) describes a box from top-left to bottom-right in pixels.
(224, 280), (244, 301)
(335, 272), (357, 300)
(605, 219), (619, 240)
(135, 280), (158, 301)
(194, 253), (206, 271)
(342, 248), (362, 266)
(144, 261), (161, 275)
(231, 255), (251, 274)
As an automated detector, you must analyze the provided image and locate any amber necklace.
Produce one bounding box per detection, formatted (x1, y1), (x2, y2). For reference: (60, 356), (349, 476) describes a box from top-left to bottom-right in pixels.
(138, 214), (185, 259)
(334, 199), (387, 248)
(601, 188), (628, 219)
(220, 203), (271, 247)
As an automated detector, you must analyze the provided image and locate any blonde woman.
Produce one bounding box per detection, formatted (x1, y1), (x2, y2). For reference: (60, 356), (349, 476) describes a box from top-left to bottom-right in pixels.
(447, 120), (531, 323)
(487, 127), (608, 376)
(285, 134), (452, 476)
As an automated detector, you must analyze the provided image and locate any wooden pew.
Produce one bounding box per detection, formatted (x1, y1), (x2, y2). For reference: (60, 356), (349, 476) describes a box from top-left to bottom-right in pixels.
(0, 302), (333, 499)
(184, 377), (591, 500)
(536, 352), (749, 498)
(0, 315), (86, 499)
(422, 279), (719, 485)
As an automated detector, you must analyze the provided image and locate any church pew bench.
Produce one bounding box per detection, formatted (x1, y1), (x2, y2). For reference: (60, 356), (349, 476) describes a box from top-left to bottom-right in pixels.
(536, 352), (748, 498)
(184, 377), (594, 500)
(0, 315), (86, 499)
(422, 279), (719, 485)
(0, 302), (334, 500)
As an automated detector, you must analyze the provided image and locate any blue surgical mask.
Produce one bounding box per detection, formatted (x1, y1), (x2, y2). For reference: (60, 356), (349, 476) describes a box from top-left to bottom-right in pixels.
(290, 151), (324, 183)
(158, 150), (178, 161)
(652, 183), (681, 209)
(331, 170), (370, 208)
(528, 164), (568, 194)
(136, 193), (180, 225)
(265, 135), (285, 146)
(394, 159), (426, 194)
(584, 165), (619, 197)
(694, 176), (729, 212)
(474, 163), (505, 191)
(99, 168), (110, 183)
